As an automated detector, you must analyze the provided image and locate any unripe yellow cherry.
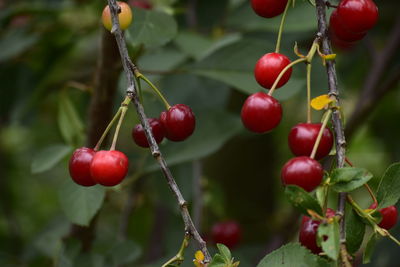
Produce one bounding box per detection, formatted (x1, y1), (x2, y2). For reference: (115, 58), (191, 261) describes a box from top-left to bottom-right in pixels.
(102, 1), (133, 31)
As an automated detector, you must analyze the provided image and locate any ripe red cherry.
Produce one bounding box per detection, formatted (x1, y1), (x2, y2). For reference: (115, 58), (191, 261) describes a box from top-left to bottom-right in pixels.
(69, 147), (96, 186)
(281, 156), (323, 192)
(132, 118), (165, 148)
(288, 123), (334, 160)
(160, 104), (195, 142)
(250, 0), (288, 18)
(370, 203), (398, 230)
(299, 208), (335, 254)
(336, 0), (378, 33)
(90, 150), (129, 186)
(329, 9), (366, 42)
(211, 220), (242, 249)
(254, 53), (292, 89)
(241, 92), (282, 133)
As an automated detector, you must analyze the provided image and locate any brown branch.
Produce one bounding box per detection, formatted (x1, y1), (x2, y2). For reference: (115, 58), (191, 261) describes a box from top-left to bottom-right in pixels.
(67, 29), (121, 252)
(315, 0), (349, 265)
(345, 17), (400, 139)
(107, 0), (211, 262)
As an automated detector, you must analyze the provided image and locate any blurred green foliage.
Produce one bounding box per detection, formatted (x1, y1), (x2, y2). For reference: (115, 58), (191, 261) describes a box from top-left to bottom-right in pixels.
(0, 0), (399, 266)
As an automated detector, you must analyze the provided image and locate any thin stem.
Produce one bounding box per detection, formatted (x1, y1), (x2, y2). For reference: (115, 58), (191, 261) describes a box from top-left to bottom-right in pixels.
(268, 57), (307, 96)
(162, 233), (190, 267)
(306, 63), (312, 123)
(275, 0), (291, 53)
(94, 108), (122, 151)
(110, 106), (128, 150)
(310, 109), (332, 159)
(137, 72), (171, 110)
(107, 0), (211, 261)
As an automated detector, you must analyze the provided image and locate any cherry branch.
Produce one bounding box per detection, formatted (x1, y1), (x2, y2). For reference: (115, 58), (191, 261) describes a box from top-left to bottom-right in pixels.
(106, 0), (211, 262)
(315, 1), (350, 266)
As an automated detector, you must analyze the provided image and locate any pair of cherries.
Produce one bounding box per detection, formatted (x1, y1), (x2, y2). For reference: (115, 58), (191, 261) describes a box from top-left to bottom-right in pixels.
(69, 148), (129, 187)
(132, 104), (195, 148)
(329, 0), (378, 48)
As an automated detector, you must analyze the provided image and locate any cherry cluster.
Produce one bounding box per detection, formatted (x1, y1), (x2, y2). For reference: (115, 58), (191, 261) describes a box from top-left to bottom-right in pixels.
(329, 0), (378, 48)
(69, 1), (196, 188)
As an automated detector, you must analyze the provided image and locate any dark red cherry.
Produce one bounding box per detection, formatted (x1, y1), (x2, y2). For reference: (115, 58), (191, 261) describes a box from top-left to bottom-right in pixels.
(160, 104), (195, 142)
(336, 0), (378, 33)
(254, 53), (292, 89)
(211, 220), (242, 249)
(250, 0), (289, 18)
(90, 150), (129, 186)
(288, 123), (334, 160)
(132, 118), (165, 148)
(281, 156), (323, 192)
(299, 208), (335, 254)
(69, 147), (96, 186)
(129, 0), (152, 9)
(370, 203), (398, 230)
(241, 92), (282, 133)
(329, 9), (366, 42)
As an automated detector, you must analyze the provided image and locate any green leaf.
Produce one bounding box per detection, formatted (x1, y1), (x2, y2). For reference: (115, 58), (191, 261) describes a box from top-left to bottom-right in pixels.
(330, 167), (373, 192)
(209, 254), (227, 267)
(284, 185), (323, 216)
(126, 9), (177, 48)
(143, 110), (242, 172)
(31, 144), (72, 174)
(0, 29), (39, 62)
(217, 243), (231, 263)
(257, 243), (334, 267)
(317, 219), (340, 260)
(58, 91), (84, 146)
(363, 233), (379, 264)
(345, 208), (365, 254)
(375, 162), (400, 208)
(107, 240), (141, 266)
(58, 179), (105, 226)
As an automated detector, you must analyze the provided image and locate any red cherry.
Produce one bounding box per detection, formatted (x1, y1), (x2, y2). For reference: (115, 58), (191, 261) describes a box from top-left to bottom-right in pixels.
(250, 0), (289, 18)
(69, 147), (96, 186)
(90, 150), (129, 186)
(132, 118), (165, 148)
(254, 53), (292, 89)
(299, 208), (335, 254)
(160, 104), (195, 142)
(129, 0), (152, 9)
(281, 156), (323, 192)
(336, 0), (378, 33)
(329, 9), (366, 42)
(370, 203), (398, 230)
(329, 31), (356, 51)
(241, 92), (282, 133)
(211, 220), (242, 249)
(288, 123), (334, 160)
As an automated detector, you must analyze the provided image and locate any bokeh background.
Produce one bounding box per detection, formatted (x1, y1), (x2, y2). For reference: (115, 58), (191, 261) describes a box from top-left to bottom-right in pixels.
(0, 0), (399, 266)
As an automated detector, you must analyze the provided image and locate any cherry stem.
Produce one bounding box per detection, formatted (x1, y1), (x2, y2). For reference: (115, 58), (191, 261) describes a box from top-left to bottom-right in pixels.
(310, 109), (332, 159)
(110, 96), (130, 150)
(306, 63), (312, 123)
(268, 57), (307, 96)
(94, 107), (122, 151)
(136, 72), (171, 110)
(345, 157), (378, 206)
(161, 232), (190, 267)
(275, 0), (292, 53)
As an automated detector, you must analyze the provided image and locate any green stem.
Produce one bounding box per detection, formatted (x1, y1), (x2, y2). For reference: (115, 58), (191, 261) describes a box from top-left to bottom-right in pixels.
(162, 233), (190, 267)
(310, 109), (332, 159)
(275, 0), (292, 53)
(94, 108), (122, 151)
(110, 97), (131, 150)
(137, 77), (144, 106)
(306, 63), (312, 123)
(137, 73), (171, 110)
(268, 57), (307, 96)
